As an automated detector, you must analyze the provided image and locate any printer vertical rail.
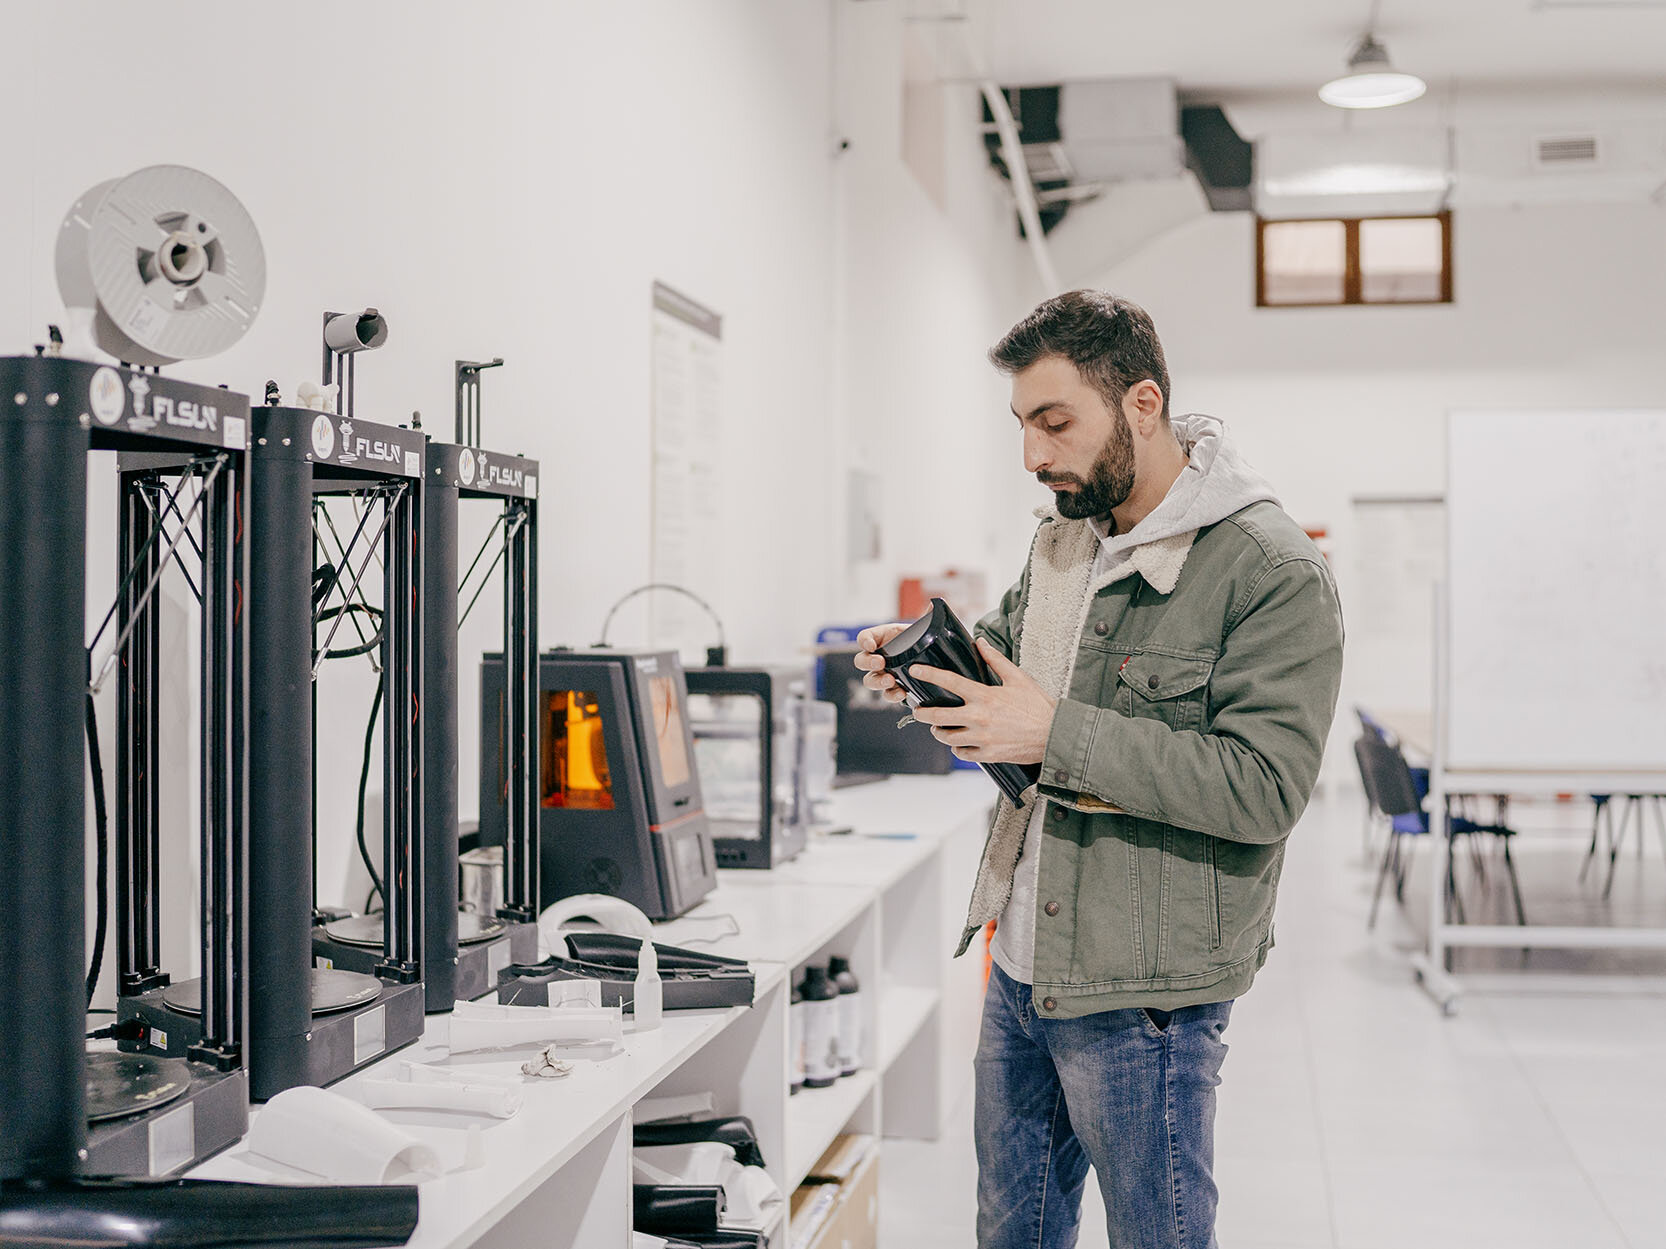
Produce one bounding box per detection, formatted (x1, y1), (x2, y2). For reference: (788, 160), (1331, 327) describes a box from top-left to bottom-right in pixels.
(116, 473), (165, 996)
(379, 485), (423, 981)
(502, 496), (539, 921)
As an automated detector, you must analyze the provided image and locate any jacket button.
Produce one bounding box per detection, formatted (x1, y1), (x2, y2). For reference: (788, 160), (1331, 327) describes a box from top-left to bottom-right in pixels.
(1042, 997), (1057, 1011)
(1044, 901), (1060, 917)
(1052, 807), (1066, 822)
(1094, 621), (1108, 636)
(1148, 674), (1161, 690)
(1053, 768), (1068, 783)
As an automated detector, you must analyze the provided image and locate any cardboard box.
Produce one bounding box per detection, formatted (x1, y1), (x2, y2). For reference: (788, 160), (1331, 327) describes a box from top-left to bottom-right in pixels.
(790, 1135), (880, 1249)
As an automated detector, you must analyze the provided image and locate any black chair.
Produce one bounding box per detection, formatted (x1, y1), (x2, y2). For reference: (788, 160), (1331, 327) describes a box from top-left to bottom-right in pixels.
(1354, 734), (1527, 930)
(1580, 793), (1666, 898)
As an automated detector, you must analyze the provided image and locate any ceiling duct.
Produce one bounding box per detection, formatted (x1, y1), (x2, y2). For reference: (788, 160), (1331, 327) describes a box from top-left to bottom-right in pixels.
(1180, 106), (1254, 212)
(1056, 78), (1184, 183)
(983, 80), (1253, 235)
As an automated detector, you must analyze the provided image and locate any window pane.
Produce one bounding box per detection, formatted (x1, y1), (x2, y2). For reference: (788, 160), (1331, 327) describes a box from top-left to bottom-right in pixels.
(1262, 220), (1345, 305)
(1360, 217), (1444, 302)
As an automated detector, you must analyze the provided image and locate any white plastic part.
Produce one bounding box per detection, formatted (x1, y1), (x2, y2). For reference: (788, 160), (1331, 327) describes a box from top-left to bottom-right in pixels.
(353, 1076), (523, 1119)
(632, 1235), (671, 1249)
(538, 893), (654, 957)
(633, 1091), (717, 1124)
(245, 1086), (442, 1184)
(55, 165), (265, 366)
(634, 939), (663, 1032)
(633, 1142), (782, 1230)
(323, 309), (388, 353)
(399, 1061), (521, 1091)
(548, 978), (604, 1008)
(446, 1000), (625, 1054)
(296, 380), (339, 413)
(521, 1047), (575, 1079)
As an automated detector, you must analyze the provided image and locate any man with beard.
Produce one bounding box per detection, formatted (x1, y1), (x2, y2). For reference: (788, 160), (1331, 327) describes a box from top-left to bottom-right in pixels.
(855, 290), (1343, 1249)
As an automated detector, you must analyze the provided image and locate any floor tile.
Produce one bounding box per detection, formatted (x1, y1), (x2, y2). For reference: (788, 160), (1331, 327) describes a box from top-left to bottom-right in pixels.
(1327, 1159), (1626, 1249)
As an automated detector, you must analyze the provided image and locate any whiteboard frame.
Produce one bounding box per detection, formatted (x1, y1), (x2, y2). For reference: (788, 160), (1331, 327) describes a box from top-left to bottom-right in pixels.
(1412, 581), (1666, 1015)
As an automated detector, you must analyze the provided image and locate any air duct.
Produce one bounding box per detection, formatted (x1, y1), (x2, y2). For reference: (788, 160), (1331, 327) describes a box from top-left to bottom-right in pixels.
(1181, 106), (1254, 212)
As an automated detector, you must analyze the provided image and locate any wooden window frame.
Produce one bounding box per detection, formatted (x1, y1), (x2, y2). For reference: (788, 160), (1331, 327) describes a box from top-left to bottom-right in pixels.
(1256, 211), (1452, 309)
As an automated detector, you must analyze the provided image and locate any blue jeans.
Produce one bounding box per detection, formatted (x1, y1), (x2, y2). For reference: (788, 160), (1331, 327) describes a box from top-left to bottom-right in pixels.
(974, 965), (1233, 1249)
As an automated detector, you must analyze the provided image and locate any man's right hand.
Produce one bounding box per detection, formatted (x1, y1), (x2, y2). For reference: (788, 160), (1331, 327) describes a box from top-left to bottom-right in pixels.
(853, 623), (910, 705)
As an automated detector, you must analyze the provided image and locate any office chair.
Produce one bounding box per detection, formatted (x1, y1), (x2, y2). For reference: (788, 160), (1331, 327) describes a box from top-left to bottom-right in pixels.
(1355, 733), (1527, 931)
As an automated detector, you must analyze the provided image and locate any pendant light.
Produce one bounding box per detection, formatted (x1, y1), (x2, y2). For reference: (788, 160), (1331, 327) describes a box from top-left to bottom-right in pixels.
(1319, 33), (1427, 109)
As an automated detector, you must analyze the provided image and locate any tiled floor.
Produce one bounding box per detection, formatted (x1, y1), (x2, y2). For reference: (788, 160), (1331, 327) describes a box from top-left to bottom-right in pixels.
(878, 788), (1666, 1248)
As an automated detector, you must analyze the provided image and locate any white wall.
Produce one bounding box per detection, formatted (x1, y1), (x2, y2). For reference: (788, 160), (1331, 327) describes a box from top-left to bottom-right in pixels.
(830, 3), (1041, 624)
(1087, 199), (1666, 773)
(5, 2), (1030, 971)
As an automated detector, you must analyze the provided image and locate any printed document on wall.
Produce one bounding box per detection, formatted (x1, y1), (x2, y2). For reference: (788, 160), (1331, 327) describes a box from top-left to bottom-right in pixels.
(650, 282), (723, 651)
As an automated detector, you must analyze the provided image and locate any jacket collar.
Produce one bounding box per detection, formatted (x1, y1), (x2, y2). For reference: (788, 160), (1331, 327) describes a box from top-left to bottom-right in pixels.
(1033, 506), (1197, 595)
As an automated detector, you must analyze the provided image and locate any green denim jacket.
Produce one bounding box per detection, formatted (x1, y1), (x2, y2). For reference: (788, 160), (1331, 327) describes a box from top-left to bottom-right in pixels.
(973, 501), (1344, 1017)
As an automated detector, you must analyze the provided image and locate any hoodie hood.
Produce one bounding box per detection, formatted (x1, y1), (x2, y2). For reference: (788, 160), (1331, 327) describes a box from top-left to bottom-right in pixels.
(1035, 413), (1280, 594)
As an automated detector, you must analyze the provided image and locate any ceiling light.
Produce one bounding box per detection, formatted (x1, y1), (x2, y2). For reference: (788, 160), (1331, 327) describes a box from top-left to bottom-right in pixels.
(1319, 34), (1427, 109)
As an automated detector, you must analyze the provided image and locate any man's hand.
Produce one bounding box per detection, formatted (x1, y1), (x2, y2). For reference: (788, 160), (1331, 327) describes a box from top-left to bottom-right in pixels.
(852, 622), (910, 705)
(909, 638), (1057, 766)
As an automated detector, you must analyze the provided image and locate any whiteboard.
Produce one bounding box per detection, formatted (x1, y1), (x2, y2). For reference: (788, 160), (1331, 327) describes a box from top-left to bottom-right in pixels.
(1446, 409), (1666, 772)
(649, 282), (724, 650)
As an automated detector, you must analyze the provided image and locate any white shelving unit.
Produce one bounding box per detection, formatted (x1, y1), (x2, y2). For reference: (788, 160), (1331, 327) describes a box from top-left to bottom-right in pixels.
(784, 1069), (879, 1184)
(190, 774), (994, 1248)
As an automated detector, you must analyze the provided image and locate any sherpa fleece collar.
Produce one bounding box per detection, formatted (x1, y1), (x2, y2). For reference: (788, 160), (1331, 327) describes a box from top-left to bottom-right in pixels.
(1031, 507), (1198, 596)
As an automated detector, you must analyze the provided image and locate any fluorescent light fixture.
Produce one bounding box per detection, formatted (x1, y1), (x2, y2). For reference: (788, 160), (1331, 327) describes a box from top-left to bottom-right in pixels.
(1319, 34), (1427, 109)
(1261, 163), (1449, 197)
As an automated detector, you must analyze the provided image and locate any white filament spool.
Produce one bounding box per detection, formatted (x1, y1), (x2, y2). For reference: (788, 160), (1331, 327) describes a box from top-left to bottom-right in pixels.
(55, 164), (265, 366)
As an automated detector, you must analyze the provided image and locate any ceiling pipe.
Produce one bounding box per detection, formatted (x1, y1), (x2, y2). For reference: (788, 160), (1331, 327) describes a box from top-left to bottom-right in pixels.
(980, 80), (1062, 293)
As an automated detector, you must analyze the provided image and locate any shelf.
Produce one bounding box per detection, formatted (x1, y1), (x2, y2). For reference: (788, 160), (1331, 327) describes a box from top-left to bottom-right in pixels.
(874, 984), (939, 1073)
(784, 1068), (876, 1187)
(192, 1005), (750, 1249)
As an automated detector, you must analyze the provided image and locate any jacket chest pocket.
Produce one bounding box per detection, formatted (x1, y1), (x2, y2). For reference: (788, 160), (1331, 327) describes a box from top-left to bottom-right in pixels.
(1116, 650), (1214, 733)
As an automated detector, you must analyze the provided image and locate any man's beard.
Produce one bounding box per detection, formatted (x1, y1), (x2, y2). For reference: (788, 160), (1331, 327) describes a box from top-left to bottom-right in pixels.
(1040, 413), (1136, 521)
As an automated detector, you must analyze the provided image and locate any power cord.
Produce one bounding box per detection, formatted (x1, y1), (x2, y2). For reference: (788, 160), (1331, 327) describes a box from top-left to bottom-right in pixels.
(596, 582), (727, 667)
(357, 674), (385, 910)
(84, 690), (109, 1006)
(87, 1017), (148, 1043)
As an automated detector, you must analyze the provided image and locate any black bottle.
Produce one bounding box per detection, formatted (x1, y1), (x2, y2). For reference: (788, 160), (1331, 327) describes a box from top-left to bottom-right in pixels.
(800, 965), (840, 1089)
(828, 956), (862, 1077)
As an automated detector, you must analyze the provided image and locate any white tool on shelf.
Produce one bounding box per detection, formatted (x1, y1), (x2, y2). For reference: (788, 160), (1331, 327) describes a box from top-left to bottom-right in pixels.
(447, 999), (625, 1055)
(354, 1062), (525, 1119)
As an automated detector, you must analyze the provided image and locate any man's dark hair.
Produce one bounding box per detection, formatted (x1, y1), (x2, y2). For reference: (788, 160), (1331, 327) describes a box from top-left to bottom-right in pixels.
(989, 290), (1171, 422)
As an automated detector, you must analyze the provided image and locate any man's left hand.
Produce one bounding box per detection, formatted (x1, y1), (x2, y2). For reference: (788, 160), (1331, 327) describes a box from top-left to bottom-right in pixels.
(907, 638), (1057, 766)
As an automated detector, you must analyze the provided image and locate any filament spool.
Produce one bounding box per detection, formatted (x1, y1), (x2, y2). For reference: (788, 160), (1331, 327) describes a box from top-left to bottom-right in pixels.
(55, 164), (265, 365)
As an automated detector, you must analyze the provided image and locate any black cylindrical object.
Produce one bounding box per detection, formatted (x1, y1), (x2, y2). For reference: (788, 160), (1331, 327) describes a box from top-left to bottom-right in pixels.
(0, 362), (89, 1180)
(880, 597), (1041, 806)
(632, 1185), (725, 1236)
(800, 965), (840, 1089)
(632, 1117), (766, 1169)
(0, 1175), (419, 1247)
(246, 408), (318, 1099)
(828, 955), (862, 1077)
(421, 464), (460, 1012)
